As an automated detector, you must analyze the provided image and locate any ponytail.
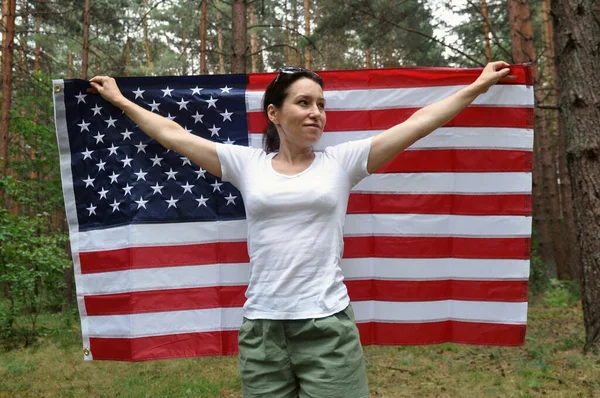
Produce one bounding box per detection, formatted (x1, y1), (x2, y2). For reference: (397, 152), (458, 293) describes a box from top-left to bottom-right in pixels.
(263, 122), (281, 153)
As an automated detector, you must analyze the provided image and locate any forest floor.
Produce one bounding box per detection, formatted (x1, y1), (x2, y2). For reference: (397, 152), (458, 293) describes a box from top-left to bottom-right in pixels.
(1, 294), (599, 397)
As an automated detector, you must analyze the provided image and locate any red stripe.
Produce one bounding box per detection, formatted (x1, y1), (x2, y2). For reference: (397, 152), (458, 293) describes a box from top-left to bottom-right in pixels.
(88, 320), (526, 361)
(79, 236), (530, 274)
(357, 321), (526, 346)
(79, 241), (250, 274)
(83, 280), (527, 316)
(247, 107), (534, 133)
(247, 65), (531, 90)
(347, 193), (532, 216)
(377, 149), (533, 173)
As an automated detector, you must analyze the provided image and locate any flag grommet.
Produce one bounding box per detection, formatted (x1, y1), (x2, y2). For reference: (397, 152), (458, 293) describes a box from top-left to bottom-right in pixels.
(54, 84), (62, 93)
(83, 347), (90, 356)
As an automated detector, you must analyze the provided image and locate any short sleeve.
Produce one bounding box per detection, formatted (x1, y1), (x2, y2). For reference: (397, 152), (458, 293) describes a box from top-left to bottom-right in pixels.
(324, 137), (372, 187)
(215, 143), (262, 190)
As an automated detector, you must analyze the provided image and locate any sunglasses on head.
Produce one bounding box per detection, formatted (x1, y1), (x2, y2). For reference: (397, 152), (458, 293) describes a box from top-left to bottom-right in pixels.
(274, 66), (320, 84)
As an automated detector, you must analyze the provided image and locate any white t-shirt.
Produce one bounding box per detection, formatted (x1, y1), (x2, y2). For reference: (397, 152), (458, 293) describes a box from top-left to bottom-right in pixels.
(216, 137), (372, 319)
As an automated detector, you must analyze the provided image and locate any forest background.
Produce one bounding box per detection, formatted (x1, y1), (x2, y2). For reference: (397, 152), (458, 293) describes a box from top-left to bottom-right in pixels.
(0, 0), (598, 396)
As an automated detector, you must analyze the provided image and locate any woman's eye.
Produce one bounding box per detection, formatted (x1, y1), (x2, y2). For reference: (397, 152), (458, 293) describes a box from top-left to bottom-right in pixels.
(318, 103), (326, 109)
(298, 100), (308, 105)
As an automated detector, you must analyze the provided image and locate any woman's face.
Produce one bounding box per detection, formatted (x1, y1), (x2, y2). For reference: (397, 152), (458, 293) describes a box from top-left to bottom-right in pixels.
(269, 77), (327, 149)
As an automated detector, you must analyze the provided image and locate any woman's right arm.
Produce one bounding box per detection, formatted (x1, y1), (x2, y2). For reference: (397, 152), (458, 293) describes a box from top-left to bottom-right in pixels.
(88, 76), (222, 178)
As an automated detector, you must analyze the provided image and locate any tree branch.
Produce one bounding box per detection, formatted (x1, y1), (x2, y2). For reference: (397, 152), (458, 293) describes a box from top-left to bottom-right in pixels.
(464, 0), (513, 61)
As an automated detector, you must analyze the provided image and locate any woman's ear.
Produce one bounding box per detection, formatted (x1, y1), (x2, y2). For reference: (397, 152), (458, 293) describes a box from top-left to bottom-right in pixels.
(267, 104), (279, 125)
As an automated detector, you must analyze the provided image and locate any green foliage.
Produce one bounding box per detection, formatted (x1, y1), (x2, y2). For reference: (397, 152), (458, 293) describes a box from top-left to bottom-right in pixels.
(543, 279), (581, 308)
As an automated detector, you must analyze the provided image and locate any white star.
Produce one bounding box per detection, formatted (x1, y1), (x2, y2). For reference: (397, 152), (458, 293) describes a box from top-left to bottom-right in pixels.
(208, 125), (221, 137)
(191, 112), (204, 124)
(86, 203), (97, 215)
(120, 155), (133, 168)
(150, 155), (163, 167)
(181, 182), (194, 194)
(166, 196), (179, 209)
(104, 116), (117, 128)
(183, 126), (193, 134)
(165, 168), (178, 180)
(98, 187), (109, 200)
(78, 120), (90, 132)
(194, 168), (207, 179)
(220, 109), (233, 122)
(122, 183), (133, 196)
(225, 193), (237, 206)
(149, 100), (161, 112)
(176, 97), (190, 110)
(121, 129), (133, 140)
(220, 85), (232, 94)
(83, 175), (95, 188)
(75, 91), (87, 104)
(166, 113), (176, 121)
(91, 104), (102, 115)
(96, 159), (107, 171)
(190, 86), (203, 95)
(108, 171), (120, 184)
(161, 86), (174, 97)
(180, 156), (192, 166)
(134, 169), (148, 181)
(150, 183), (164, 195)
(135, 141), (147, 153)
(81, 148), (94, 160)
(206, 95), (218, 108)
(109, 199), (121, 213)
(93, 132), (105, 144)
(107, 144), (118, 156)
(135, 196), (149, 209)
(133, 87), (145, 99)
(195, 195), (208, 207)
(211, 180), (223, 192)
(224, 137), (235, 145)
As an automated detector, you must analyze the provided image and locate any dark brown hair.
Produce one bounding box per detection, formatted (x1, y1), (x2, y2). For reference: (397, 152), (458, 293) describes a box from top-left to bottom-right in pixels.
(262, 69), (324, 152)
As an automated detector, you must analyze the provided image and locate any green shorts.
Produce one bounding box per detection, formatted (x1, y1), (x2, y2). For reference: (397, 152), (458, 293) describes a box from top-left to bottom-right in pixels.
(238, 305), (369, 398)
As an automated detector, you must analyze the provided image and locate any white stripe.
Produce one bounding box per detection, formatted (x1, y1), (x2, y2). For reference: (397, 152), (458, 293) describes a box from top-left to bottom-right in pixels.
(76, 258), (530, 295)
(76, 214), (530, 252)
(250, 128), (534, 151)
(354, 172), (532, 193)
(246, 85), (534, 112)
(85, 300), (528, 337)
(345, 214), (532, 237)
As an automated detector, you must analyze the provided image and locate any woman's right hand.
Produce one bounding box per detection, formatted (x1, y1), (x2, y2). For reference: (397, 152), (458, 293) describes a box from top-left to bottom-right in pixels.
(88, 76), (128, 107)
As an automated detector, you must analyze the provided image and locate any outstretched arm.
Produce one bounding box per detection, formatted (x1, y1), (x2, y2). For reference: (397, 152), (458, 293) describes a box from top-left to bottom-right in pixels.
(367, 61), (514, 174)
(88, 76), (222, 178)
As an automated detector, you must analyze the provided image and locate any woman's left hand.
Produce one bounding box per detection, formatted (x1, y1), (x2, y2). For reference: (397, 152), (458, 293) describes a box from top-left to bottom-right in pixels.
(473, 61), (515, 94)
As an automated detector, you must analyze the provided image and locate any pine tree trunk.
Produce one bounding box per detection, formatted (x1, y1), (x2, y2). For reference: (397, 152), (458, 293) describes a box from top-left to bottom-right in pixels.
(200, 0), (207, 74)
(216, 0), (225, 73)
(142, 0), (151, 69)
(292, 0), (298, 65)
(508, 0), (564, 280)
(67, 50), (73, 79)
(481, 0), (492, 62)
(303, 0), (311, 69)
(82, 0), (91, 79)
(34, 16), (40, 73)
(249, 3), (258, 72)
(124, 38), (131, 76)
(551, 0), (600, 354)
(182, 27), (187, 75)
(0, 0), (17, 179)
(93, 26), (100, 76)
(231, 0), (246, 73)
(285, 0), (291, 65)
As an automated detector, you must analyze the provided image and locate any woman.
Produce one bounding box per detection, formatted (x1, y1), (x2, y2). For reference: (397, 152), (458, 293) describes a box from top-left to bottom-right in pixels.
(88, 61), (512, 398)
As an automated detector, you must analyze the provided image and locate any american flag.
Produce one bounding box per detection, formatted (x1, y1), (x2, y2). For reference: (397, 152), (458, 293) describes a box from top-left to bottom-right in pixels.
(53, 66), (533, 362)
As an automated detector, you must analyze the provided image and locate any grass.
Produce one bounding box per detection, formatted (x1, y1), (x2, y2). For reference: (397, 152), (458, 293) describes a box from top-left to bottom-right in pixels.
(1, 297), (599, 398)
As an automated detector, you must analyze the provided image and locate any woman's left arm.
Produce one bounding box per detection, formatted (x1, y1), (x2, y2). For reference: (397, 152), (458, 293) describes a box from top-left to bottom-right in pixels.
(367, 61), (514, 173)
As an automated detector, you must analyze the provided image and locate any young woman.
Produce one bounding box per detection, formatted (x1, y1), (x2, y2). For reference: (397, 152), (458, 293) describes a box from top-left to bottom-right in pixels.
(88, 61), (512, 398)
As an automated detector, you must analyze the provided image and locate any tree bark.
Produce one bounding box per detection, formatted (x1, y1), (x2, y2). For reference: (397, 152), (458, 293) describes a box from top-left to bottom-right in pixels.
(249, 3), (258, 72)
(231, 0), (246, 73)
(124, 37), (131, 76)
(182, 26), (187, 75)
(142, 0), (151, 69)
(303, 0), (311, 69)
(551, 0), (600, 354)
(34, 16), (40, 73)
(0, 0), (17, 179)
(200, 0), (207, 74)
(481, 0), (492, 62)
(82, 0), (91, 79)
(216, 0), (225, 73)
(292, 0), (298, 65)
(67, 50), (73, 79)
(285, 0), (291, 65)
(508, 0), (564, 280)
